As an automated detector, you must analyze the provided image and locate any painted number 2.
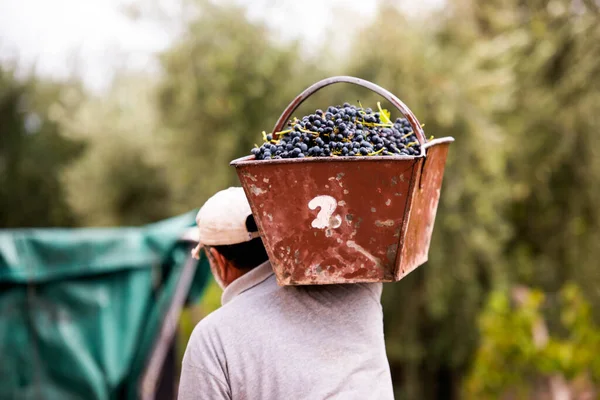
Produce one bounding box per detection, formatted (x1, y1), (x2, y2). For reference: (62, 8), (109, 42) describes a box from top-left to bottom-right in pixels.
(308, 195), (342, 230)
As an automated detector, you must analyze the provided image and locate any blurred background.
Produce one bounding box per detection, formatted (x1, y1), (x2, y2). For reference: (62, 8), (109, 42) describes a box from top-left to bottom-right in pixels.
(1, 0), (600, 399)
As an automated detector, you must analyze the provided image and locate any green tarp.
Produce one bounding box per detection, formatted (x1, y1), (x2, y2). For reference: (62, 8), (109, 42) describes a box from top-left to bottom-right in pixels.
(0, 211), (210, 400)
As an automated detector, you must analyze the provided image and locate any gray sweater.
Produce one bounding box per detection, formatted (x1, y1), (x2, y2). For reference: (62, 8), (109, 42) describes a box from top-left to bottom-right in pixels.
(178, 261), (394, 400)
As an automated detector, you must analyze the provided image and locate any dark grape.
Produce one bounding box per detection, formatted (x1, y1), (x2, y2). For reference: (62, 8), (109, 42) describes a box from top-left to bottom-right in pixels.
(250, 102), (423, 159)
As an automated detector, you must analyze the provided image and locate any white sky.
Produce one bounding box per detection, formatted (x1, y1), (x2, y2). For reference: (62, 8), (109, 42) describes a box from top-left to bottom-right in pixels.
(0, 0), (442, 92)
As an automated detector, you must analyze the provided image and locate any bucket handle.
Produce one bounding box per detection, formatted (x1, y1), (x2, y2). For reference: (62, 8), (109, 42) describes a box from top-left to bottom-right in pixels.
(272, 76), (426, 157)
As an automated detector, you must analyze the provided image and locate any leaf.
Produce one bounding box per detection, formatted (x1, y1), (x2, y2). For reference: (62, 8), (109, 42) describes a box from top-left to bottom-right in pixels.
(377, 101), (392, 125)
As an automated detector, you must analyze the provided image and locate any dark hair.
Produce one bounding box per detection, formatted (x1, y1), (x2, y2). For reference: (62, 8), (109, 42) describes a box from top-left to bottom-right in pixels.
(211, 215), (268, 270)
(213, 238), (269, 270)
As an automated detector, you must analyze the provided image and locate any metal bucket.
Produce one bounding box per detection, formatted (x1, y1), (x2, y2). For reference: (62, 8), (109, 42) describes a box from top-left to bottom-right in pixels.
(230, 76), (454, 285)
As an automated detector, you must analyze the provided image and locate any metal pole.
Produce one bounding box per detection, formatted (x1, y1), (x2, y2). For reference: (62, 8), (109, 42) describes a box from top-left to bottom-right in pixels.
(138, 248), (198, 400)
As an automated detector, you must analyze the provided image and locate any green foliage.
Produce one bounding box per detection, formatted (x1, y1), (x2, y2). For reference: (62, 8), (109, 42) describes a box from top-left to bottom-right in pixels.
(0, 67), (85, 227)
(199, 278), (224, 315)
(465, 284), (600, 399)
(59, 74), (172, 226)
(484, 0), (600, 298)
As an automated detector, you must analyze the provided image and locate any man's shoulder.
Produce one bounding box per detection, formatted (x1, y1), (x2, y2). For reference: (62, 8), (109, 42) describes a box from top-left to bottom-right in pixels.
(187, 310), (220, 350)
(296, 281), (383, 303)
(192, 302), (239, 335)
(356, 282), (383, 302)
(190, 279), (383, 341)
(183, 308), (233, 388)
(185, 303), (244, 361)
(191, 294), (261, 337)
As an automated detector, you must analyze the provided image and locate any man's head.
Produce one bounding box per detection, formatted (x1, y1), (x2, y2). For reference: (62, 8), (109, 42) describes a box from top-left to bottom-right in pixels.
(192, 187), (269, 288)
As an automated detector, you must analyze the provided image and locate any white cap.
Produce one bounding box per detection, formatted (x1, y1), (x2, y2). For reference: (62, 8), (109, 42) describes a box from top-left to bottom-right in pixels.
(195, 187), (260, 246)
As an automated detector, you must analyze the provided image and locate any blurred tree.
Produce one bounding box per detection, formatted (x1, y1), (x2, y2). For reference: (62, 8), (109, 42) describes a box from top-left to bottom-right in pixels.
(156, 0), (322, 212)
(59, 74), (172, 226)
(0, 66), (85, 227)
(453, 0), (600, 395)
(449, 0), (600, 286)
(465, 0), (600, 304)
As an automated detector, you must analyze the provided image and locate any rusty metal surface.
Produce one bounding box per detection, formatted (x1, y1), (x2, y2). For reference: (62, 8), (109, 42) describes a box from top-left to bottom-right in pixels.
(271, 76), (427, 156)
(396, 139), (453, 280)
(232, 138), (453, 286)
(233, 155), (415, 285)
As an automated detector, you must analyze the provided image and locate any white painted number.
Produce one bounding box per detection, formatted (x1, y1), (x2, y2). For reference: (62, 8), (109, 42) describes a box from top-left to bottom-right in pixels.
(308, 195), (342, 230)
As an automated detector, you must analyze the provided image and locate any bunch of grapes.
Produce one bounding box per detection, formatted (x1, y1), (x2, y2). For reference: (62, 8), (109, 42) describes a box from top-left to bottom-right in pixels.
(251, 102), (427, 160)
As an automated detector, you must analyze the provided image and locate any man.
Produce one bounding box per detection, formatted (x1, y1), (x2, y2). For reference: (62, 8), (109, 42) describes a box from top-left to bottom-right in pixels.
(179, 187), (394, 399)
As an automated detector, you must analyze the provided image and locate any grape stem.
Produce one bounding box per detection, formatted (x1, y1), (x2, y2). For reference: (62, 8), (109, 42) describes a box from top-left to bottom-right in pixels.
(368, 147), (385, 156)
(299, 128), (319, 136)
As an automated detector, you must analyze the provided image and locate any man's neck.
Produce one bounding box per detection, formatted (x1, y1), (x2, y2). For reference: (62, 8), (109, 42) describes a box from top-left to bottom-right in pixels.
(221, 261), (273, 305)
(223, 266), (252, 287)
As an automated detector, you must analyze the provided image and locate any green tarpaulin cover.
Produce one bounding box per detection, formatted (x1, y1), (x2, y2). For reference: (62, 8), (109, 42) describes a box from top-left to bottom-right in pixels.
(0, 211), (210, 400)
